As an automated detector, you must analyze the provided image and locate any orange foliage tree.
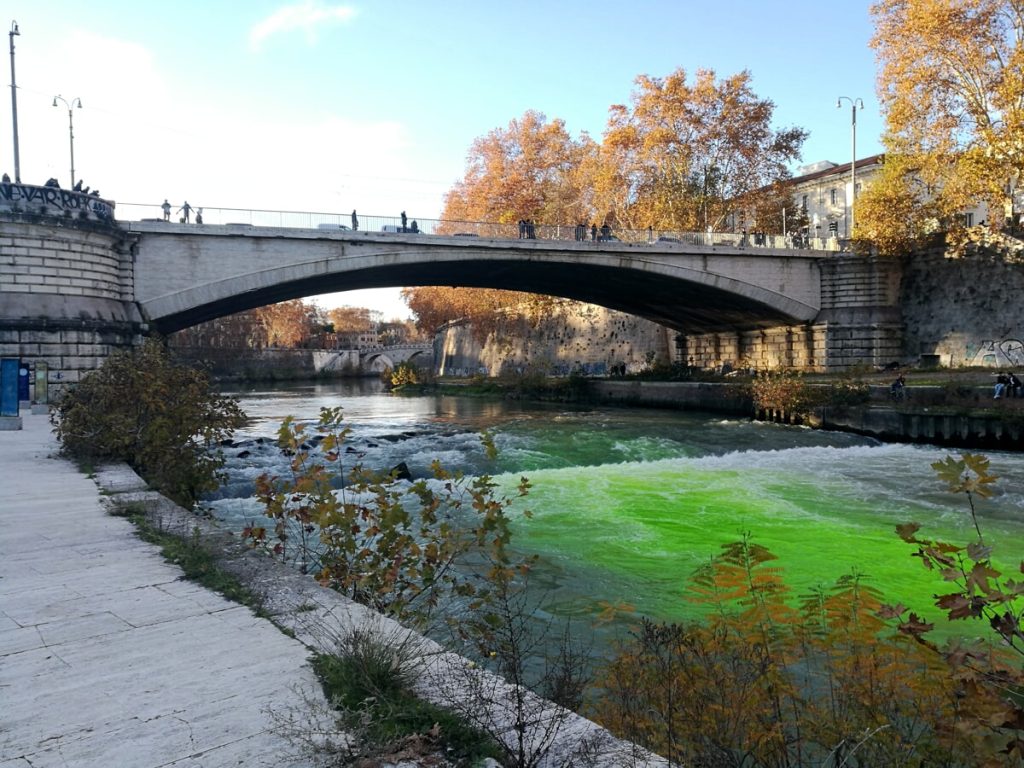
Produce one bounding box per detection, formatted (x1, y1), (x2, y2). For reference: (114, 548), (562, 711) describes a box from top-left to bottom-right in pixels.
(595, 68), (806, 232)
(401, 286), (560, 341)
(870, 0), (1024, 232)
(440, 110), (597, 232)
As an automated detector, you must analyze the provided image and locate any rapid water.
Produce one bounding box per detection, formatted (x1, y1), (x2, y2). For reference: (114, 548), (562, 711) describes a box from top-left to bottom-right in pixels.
(206, 380), (1024, 638)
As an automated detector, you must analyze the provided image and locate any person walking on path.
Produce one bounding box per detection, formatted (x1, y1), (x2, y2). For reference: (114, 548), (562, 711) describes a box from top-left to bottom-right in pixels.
(162, 199), (171, 221)
(178, 201), (192, 223)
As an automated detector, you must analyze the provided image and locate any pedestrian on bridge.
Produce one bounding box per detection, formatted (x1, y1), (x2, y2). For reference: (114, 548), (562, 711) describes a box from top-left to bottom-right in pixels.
(400, 210), (407, 232)
(161, 200), (171, 221)
(178, 201), (192, 223)
(351, 209), (358, 230)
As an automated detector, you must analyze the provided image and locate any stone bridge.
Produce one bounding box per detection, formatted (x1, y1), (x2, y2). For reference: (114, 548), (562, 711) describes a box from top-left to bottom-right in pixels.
(0, 184), (905, 394)
(312, 344), (434, 374)
(123, 221), (825, 336)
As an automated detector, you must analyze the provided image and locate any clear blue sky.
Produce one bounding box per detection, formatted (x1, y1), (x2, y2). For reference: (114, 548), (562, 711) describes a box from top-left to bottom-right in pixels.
(4, 1), (885, 317)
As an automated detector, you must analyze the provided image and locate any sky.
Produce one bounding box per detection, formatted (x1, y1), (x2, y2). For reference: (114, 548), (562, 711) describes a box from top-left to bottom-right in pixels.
(3, 1), (886, 320)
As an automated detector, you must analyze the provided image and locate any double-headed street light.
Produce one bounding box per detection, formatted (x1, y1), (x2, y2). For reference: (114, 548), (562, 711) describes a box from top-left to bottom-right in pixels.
(836, 96), (864, 238)
(52, 94), (82, 188)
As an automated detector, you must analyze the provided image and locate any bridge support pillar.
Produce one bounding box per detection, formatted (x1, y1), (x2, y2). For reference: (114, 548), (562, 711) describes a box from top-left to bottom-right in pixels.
(816, 254), (904, 371)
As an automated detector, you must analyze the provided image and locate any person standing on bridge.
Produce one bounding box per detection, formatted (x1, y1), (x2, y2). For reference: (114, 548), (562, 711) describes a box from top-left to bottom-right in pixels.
(195, 207), (203, 225)
(351, 209), (358, 230)
(178, 201), (192, 223)
(400, 210), (407, 232)
(161, 200), (171, 221)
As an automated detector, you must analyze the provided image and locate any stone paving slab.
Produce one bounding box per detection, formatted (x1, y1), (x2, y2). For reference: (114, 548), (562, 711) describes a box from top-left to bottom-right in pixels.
(0, 413), (323, 767)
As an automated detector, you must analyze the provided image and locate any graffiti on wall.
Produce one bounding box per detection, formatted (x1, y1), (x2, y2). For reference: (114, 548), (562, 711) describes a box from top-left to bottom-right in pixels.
(966, 338), (1024, 367)
(0, 182), (114, 221)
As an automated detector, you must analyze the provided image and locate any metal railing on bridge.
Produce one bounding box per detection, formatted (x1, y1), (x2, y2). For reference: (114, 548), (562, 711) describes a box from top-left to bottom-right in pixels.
(115, 201), (842, 253)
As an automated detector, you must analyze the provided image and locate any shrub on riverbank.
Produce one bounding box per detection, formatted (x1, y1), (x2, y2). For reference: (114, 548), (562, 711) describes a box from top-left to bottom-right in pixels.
(51, 338), (245, 507)
(596, 454), (1024, 767)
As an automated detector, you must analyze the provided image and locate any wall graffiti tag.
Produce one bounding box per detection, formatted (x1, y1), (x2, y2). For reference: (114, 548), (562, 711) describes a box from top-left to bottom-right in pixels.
(967, 338), (1024, 367)
(0, 182), (114, 221)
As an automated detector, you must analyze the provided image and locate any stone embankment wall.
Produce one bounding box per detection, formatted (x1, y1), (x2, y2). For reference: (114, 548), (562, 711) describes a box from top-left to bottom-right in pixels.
(169, 346), (363, 380)
(1, 202), (142, 400)
(586, 380), (1023, 449)
(435, 301), (674, 377)
(900, 236), (1024, 368)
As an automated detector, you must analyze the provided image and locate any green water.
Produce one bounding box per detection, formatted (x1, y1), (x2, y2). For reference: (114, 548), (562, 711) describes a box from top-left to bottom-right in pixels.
(212, 382), (1024, 639)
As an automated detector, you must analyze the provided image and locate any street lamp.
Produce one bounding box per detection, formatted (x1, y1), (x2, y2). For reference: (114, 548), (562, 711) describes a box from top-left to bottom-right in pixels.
(836, 96), (864, 238)
(52, 94), (82, 188)
(9, 20), (20, 183)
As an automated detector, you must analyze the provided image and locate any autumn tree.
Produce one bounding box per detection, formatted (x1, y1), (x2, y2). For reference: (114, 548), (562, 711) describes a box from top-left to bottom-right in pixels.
(870, 0), (1024, 230)
(254, 299), (320, 348)
(595, 68), (807, 232)
(440, 110), (598, 231)
(853, 153), (945, 254)
(327, 306), (376, 334)
(171, 300), (324, 350)
(401, 287), (556, 337)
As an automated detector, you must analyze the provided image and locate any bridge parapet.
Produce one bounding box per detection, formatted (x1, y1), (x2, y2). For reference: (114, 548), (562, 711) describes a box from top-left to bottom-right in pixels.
(1, 181), (115, 224)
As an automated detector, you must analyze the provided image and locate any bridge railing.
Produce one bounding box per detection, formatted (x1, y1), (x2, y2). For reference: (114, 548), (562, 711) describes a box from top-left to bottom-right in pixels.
(115, 202), (841, 252)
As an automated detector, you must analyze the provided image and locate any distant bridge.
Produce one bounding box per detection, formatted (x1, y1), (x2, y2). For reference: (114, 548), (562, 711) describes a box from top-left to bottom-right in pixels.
(313, 344), (434, 374)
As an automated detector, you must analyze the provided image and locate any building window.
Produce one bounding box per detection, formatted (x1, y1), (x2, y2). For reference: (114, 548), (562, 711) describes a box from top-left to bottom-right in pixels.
(830, 188), (837, 206)
(801, 194), (808, 212)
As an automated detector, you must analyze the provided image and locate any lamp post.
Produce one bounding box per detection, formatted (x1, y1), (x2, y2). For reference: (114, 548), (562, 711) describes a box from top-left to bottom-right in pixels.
(52, 94), (82, 188)
(9, 20), (20, 183)
(836, 96), (864, 238)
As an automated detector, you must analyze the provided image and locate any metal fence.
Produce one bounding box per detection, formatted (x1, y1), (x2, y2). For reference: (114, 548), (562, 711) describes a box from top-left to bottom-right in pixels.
(114, 202), (842, 252)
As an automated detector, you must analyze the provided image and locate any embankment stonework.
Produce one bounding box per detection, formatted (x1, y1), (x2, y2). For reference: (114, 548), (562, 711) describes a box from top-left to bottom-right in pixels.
(900, 241), (1024, 368)
(435, 302), (675, 377)
(169, 346), (363, 380)
(0, 216), (143, 399)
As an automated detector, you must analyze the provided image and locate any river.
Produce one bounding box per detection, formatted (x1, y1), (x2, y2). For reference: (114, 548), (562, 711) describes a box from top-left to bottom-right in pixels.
(205, 380), (1024, 643)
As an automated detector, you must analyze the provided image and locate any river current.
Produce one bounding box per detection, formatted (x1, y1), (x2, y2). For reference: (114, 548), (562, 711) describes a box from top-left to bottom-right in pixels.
(206, 380), (1024, 638)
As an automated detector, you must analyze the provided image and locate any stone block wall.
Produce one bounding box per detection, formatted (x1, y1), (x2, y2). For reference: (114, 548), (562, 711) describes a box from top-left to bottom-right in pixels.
(900, 237), (1024, 367)
(680, 325), (826, 371)
(0, 211), (142, 400)
(0, 221), (134, 302)
(435, 301), (673, 377)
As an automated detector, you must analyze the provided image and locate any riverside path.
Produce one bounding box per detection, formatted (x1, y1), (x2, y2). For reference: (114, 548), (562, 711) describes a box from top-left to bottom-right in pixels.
(0, 411), (326, 767)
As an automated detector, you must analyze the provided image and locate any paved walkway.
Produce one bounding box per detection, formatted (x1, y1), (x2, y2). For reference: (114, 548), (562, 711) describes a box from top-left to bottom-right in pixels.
(0, 412), (321, 767)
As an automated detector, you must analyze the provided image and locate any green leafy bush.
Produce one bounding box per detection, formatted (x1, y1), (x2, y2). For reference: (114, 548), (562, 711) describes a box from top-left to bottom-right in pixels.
(51, 338), (244, 506)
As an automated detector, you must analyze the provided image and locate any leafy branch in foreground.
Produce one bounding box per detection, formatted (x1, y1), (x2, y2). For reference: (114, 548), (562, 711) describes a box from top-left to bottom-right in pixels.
(597, 533), (968, 767)
(243, 406), (532, 628)
(882, 452), (1024, 766)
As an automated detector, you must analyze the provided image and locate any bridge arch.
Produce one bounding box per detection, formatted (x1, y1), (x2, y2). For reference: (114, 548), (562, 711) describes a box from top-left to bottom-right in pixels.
(129, 227), (823, 336)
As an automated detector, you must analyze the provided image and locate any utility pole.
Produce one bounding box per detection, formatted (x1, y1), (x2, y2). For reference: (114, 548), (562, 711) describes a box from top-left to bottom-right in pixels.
(9, 20), (20, 182)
